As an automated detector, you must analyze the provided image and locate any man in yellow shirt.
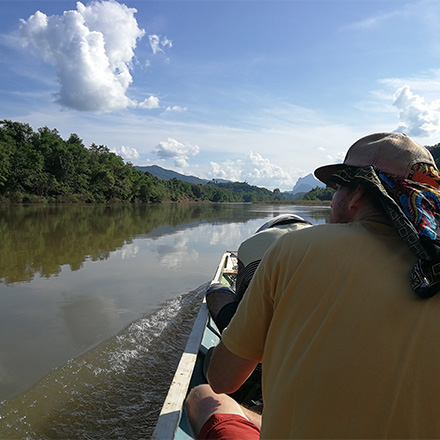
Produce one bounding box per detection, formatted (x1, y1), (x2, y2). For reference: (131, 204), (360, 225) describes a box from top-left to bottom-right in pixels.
(186, 133), (440, 439)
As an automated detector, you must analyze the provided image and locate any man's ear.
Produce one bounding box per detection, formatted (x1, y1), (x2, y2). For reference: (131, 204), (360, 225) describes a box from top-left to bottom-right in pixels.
(347, 185), (366, 211)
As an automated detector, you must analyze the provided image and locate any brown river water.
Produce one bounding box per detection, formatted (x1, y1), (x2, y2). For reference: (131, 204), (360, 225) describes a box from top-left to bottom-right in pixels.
(0, 203), (330, 438)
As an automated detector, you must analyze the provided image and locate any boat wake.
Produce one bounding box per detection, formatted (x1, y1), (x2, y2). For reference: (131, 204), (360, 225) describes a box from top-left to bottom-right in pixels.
(0, 284), (208, 439)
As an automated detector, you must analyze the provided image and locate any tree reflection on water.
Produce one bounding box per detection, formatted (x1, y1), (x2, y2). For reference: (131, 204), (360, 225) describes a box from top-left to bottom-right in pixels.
(1, 203), (297, 284)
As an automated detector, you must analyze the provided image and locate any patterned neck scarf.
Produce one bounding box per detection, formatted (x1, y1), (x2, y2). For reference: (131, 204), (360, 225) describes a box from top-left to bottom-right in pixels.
(330, 164), (440, 298)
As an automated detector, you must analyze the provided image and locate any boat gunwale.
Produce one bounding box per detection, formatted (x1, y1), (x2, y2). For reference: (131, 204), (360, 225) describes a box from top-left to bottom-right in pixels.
(152, 299), (209, 440)
(152, 251), (237, 440)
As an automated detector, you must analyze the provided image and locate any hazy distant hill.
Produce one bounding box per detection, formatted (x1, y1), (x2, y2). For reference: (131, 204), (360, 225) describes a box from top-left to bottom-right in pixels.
(139, 145), (440, 190)
(290, 173), (325, 194)
(135, 165), (323, 198)
(133, 165), (282, 202)
(281, 173), (325, 201)
(135, 165), (209, 185)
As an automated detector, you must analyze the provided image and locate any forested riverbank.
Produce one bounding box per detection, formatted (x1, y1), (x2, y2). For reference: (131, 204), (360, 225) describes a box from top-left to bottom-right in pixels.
(0, 120), (284, 204)
(3, 120), (439, 205)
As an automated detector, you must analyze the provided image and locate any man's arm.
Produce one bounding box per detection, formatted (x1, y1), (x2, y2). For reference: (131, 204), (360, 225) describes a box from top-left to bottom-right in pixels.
(207, 340), (259, 394)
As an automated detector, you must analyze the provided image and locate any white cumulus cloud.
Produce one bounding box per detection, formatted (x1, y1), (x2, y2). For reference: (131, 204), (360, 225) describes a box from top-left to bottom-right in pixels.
(165, 105), (187, 112)
(113, 145), (139, 161)
(138, 96), (160, 109)
(19, 0), (146, 112)
(148, 34), (172, 55)
(393, 86), (440, 137)
(153, 138), (200, 168)
(209, 160), (243, 182)
(209, 152), (295, 189)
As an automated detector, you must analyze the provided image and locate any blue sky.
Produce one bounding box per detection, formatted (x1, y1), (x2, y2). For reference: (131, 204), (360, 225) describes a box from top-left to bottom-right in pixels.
(1, 0), (440, 191)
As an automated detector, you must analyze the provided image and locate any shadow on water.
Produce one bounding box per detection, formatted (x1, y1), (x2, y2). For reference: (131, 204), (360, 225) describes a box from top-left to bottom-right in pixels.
(0, 285), (207, 439)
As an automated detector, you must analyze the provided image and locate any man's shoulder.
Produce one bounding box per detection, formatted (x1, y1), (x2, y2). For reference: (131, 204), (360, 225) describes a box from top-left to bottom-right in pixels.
(283, 221), (361, 236)
(275, 222), (369, 247)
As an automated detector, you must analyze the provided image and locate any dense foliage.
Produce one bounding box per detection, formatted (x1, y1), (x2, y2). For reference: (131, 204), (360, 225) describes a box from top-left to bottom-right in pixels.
(303, 186), (335, 201)
(428, 144), (440, 169)
(0, 120), (284, 203)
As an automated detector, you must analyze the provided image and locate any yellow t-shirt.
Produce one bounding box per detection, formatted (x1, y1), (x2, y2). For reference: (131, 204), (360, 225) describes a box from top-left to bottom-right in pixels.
(222, 221), (440, 439)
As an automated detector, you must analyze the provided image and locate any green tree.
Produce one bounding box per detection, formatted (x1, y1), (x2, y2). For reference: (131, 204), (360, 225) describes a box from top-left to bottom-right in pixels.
(428, 144), (440, 169)
(303, 186), (335, 201)
(66, 133), (91, 198)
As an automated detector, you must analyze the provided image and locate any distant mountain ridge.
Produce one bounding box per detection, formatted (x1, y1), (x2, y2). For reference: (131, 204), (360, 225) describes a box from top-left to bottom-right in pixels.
(135, 165), (210, 185)
(135, 165), (323, 195)
(289, 173), (325, 194)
